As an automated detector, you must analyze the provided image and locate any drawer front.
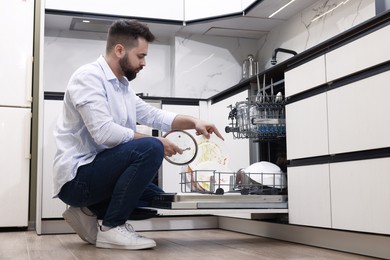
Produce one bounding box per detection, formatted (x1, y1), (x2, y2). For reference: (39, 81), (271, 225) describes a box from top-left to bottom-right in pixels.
(286, 93), (329, 160)
(327, 71), (390, 154)
(288, 164), (331, 228)
(330, 158), (390, 235)
(326, 25), (390, 82)
(285, 55), (326, 97)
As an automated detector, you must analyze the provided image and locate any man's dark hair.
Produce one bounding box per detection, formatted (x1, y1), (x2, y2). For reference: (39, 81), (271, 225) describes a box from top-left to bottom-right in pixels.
(106, 19), (155, 53)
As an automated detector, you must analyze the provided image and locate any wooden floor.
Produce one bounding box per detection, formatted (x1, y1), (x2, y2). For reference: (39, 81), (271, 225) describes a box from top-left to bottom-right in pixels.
(0, 229), (377, 260)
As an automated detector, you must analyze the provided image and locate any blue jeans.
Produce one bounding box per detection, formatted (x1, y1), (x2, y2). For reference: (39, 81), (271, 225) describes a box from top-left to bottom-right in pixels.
(58, 137), (164, 228)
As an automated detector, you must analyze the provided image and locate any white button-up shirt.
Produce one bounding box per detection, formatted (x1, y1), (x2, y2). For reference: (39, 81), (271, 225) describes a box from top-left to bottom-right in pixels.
(53, 56), (177, 197)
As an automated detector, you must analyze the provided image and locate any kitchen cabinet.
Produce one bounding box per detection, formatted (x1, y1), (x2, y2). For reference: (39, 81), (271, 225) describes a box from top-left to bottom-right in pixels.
(285, 93), (329, 160)
(287, 164), (331, 228)
(0, 108), (31, 227)
(327, 72), (390, 154)
(41, 100), (67, 218)
(330, 157), (390, 235)
(161, 103), (201, 193)
(184, 0), (242, 21)
(46, 0), (252, 23)
(0, 0), (34, 107)
(0, 0), (34, 227)
(326, 25), (390, 82)
(284, 55), (326, 97)
(45, 0), (184, 21)
(284, 21), (390, 235)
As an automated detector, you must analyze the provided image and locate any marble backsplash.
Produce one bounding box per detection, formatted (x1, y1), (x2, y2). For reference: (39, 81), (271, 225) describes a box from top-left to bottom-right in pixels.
(173, 35), (258, 98)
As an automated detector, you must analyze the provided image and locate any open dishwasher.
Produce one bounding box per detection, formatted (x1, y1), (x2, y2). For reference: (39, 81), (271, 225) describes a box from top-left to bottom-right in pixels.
(149, 75), (288, 219)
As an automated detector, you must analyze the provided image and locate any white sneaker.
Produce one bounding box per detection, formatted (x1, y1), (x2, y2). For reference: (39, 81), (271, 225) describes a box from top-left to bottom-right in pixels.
(63, 207), (98, 244)
(96, 223), (156, 250)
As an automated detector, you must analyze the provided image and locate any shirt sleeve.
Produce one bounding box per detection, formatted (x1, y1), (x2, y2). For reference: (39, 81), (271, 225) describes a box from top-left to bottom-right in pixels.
(68, 70), (133, 147)
(135, 96), (177, 132)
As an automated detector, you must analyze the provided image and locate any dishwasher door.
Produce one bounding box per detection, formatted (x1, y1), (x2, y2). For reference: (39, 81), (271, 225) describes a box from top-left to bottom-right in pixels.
(151, 193), (287, 210)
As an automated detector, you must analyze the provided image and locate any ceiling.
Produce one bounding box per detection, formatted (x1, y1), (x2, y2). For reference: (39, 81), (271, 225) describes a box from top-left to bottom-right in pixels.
(45, 0), (320, 40)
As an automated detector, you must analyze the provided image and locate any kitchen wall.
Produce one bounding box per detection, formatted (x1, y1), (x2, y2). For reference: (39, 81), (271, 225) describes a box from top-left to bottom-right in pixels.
(257, 0), (376, 70)
(43, 30), (258, 98)
(43, 30), (172, 96)
(173, 35), (258, 98)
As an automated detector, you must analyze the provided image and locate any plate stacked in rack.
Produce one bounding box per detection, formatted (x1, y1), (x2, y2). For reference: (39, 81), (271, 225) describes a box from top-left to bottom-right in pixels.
(185, 135), (231, 192)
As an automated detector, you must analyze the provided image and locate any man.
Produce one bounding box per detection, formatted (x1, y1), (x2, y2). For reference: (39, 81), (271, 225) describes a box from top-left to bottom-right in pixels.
(53, 19), (223, 250)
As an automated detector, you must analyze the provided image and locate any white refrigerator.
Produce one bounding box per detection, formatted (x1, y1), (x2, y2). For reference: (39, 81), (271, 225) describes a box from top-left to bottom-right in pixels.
(0, 0), (34, 227)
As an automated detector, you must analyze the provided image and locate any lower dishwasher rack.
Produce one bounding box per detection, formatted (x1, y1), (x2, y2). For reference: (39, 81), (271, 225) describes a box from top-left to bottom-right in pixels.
(151, 170), (288, 215)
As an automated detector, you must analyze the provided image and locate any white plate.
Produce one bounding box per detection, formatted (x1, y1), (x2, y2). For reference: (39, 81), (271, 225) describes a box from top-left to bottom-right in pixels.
(183, 135), (230, 192)
(189, 161), (231, 192)
(189, 135), (228, 169)
(243, 161), (286, 188)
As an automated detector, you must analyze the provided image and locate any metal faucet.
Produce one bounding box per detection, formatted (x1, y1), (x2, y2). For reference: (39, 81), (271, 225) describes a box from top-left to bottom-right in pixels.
(271, 48), (298, 65)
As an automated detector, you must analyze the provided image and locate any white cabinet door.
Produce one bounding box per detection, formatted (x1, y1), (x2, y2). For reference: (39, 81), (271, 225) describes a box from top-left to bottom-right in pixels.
(330, 158), (390, 235)
(184, 0), (242, 21)
(326, 25), (390, 82)
(327, 72), (390, 154)
(288, 164), (331, 228)
(284, 55), (326, 97)
(45, 0), (184, 21)
(0, 108), (30, 227)
(161, 104), (200, 193)
(42, 100), (67, 218)
(0, 0), (34, 107)
(286, 93), (329, 160)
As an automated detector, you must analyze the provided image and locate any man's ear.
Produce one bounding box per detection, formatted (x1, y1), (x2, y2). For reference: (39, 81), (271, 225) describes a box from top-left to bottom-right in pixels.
(114, 44), (125, 58)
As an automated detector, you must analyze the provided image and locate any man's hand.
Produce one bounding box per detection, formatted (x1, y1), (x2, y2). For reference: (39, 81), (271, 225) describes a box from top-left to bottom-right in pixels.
(194, 120), (224, 140)
(157, 137), (183, 157)
(171, 115), (225, 141)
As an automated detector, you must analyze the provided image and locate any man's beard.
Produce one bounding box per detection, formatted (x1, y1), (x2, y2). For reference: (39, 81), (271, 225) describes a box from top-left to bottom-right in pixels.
(119, 53), (137, 81)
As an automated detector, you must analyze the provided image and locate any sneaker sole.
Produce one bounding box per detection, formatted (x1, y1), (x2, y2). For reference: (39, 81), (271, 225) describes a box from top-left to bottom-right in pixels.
(63, 209), (97, 244)
(96, 240), (156, 250)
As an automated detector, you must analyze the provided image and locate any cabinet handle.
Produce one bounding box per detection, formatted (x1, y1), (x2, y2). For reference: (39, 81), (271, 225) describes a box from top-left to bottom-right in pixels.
(25, 56), (33, 104)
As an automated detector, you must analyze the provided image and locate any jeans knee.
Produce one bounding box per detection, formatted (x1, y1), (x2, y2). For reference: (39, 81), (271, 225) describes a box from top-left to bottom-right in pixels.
(143, 137), (164, 163)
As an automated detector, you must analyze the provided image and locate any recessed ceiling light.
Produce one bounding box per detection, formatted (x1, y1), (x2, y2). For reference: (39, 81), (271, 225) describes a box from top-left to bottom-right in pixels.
(82, 20), (91, 23)
(268, 0), (296, 18)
